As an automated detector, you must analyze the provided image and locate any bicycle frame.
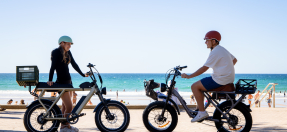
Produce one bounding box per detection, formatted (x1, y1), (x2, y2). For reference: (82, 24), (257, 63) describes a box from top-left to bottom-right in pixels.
(160, 66), (248, 123)
(34, 85), (99, 121)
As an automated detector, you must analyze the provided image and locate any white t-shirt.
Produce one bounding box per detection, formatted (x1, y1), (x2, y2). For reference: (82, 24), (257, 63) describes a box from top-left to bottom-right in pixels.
(204, 45), (235, 85)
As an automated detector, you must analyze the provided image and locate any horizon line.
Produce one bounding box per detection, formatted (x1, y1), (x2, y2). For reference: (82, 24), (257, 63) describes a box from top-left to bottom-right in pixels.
(1, 73), (287, 74)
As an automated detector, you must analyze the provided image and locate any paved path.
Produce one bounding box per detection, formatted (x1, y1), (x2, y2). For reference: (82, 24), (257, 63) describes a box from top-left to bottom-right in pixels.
(0, 108), (287, 132)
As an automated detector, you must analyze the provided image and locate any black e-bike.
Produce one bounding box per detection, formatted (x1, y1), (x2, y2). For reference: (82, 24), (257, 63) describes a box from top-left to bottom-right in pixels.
(142, 66), (256, 132)
(23, 63), (130, 132)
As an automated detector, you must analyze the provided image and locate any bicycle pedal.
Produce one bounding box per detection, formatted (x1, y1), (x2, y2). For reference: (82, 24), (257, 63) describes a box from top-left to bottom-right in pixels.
(79, 113), (86, 117)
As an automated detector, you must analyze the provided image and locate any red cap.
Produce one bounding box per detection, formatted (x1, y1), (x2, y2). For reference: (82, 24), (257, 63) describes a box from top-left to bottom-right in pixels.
(204, 30), (221, 41)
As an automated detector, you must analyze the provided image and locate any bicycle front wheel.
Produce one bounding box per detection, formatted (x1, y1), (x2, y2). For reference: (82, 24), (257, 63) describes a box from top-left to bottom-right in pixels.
(95, 101), (130, 132)
(142, 101), (178, 132)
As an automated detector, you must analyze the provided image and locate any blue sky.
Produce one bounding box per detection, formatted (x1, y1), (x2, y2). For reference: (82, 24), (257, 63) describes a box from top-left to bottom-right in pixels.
(0, 1), (286, 73)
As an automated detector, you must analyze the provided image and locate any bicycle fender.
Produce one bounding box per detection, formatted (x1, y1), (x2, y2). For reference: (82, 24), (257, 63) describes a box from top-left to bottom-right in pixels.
(26, 99), (54, 108)
(158, 96), (180, 115)
(93, 99), (111, 113)
(216, 101), (252, 112)
(237, 102), (252, 112)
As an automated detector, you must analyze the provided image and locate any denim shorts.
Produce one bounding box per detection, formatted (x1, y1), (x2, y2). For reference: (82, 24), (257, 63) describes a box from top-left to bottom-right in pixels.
(200, 77), (222, 91)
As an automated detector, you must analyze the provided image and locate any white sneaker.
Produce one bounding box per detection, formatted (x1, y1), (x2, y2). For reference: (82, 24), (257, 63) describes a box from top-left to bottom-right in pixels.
(191, 111), (208, 122)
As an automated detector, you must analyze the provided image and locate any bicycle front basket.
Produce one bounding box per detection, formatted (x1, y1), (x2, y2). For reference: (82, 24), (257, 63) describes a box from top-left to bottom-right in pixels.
(235, 79), (257, 94)
(144, 79), (159, 100)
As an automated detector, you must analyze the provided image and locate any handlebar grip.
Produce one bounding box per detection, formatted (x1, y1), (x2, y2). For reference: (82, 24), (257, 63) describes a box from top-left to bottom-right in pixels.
(87, 63), (95, 68)
(86, 71), (92, 76)
(180, 66), (187, 69)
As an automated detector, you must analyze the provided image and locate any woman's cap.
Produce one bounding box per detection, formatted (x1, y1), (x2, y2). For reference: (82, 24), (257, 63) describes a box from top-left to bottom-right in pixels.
(58, 36), (73, 44)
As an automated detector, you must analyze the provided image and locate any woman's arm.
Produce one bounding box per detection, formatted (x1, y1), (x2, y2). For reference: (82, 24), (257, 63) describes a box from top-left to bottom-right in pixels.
(48, 50), (58, 84)
(69, 51), (85, 77)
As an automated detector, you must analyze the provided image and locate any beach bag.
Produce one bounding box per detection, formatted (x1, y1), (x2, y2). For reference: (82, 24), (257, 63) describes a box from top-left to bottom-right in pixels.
(144, 79), (160, 100)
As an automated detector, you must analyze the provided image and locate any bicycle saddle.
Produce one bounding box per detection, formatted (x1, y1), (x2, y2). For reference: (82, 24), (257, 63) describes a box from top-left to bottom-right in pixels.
(210, 83), (235, 92)
(36, 82), (74, 88)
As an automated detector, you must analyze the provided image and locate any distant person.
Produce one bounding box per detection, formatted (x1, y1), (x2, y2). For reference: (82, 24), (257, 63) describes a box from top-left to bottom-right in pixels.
(87, 100), (93, 105)
(14, 101), (18, 105)
(267, 92), (272, 107)
(254, 90), (260, 107)
(284, 91), (286, 97)
(51, 92), (57, 97)
(248, 94), (253, 105)
(73, 92), (77, 105)
(190, 94), (195, 104)
(123, 89), (125, 92)
(120, 100), (124, 104)
(20, 99), (25, 105)
(32, 89), (41, 101)
(7, 99), (13, 105)
(0, 106), (6, 111)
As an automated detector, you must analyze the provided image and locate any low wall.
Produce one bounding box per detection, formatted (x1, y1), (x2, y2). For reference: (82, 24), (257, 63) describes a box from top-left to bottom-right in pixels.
(0, 104), (196, 109)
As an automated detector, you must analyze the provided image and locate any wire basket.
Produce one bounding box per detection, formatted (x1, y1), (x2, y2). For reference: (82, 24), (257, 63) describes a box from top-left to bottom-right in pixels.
(16, 66), (39, 86)
(235, 79), (257, 94)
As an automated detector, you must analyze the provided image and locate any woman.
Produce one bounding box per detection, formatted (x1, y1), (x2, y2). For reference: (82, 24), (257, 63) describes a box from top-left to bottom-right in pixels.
(47, 36), (88, 131)
(20, 99), (25, 105)
(181, 31), (237, 122)
(7, 99), (13, 105)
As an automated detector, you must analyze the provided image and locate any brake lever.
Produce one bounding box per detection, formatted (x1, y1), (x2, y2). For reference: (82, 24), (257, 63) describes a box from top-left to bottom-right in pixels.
(87, 63), (95, 68)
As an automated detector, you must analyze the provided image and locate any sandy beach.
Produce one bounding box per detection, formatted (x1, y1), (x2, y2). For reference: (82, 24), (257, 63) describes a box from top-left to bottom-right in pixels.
(1, 107), (287, 132)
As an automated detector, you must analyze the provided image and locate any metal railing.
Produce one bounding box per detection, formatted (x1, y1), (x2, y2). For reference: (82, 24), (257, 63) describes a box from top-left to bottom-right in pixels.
(251, 83), (278, 108)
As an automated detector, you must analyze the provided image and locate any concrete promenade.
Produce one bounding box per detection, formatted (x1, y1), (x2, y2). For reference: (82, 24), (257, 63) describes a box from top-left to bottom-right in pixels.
(1, 107), (287, 132)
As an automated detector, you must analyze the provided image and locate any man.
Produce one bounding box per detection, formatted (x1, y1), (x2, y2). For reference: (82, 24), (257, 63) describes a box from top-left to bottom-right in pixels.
(254, 90), (260, 107)
(248, 94), (253, 105)
(182, 30), (237, 122)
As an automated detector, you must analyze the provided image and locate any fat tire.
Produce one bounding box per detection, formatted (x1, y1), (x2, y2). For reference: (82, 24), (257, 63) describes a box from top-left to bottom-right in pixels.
(142, 101), (178, 132)
(24, 102), (61, 132)
(95, 101), (130, 132)
(213, 102), (252, 132)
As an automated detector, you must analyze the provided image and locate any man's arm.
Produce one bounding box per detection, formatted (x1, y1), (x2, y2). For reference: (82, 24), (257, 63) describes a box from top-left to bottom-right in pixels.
(233, 58), (237, 65)
(187, 66), (209, 79)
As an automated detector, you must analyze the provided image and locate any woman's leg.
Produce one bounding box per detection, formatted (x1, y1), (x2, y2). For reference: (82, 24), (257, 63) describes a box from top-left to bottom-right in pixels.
(191, 81), (207, 111)
(61, 92), (73, 117)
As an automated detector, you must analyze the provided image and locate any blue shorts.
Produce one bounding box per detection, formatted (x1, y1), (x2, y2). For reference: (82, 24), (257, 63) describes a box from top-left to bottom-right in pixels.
(200, 77), (223, 91)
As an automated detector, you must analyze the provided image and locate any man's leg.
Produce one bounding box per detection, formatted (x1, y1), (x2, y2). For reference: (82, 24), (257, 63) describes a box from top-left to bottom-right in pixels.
(190, 80), (210, 122)
(191, 80), (207, 111)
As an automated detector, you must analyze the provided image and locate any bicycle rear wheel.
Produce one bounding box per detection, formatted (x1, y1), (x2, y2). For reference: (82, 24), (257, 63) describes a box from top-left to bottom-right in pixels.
(24, 102), (61, 132)
(95, 101), (130, 132)
(213, 102), (252, 132)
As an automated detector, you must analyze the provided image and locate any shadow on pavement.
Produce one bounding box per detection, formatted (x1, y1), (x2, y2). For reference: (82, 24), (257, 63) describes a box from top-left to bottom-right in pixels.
(0, 130), (26, 132)
(0, 117), (22, 119)
(0, 111), (25, 115)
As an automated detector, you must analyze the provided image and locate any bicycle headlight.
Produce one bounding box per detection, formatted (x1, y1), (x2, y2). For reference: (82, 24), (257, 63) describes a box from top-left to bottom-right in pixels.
(160, 83), (167, 92)
(101, 87), (106, 95)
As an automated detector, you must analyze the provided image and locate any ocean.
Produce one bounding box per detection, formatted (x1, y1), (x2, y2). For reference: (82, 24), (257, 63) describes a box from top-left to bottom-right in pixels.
(1, 73), (287, 92)
(1, 73), (287, 105)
